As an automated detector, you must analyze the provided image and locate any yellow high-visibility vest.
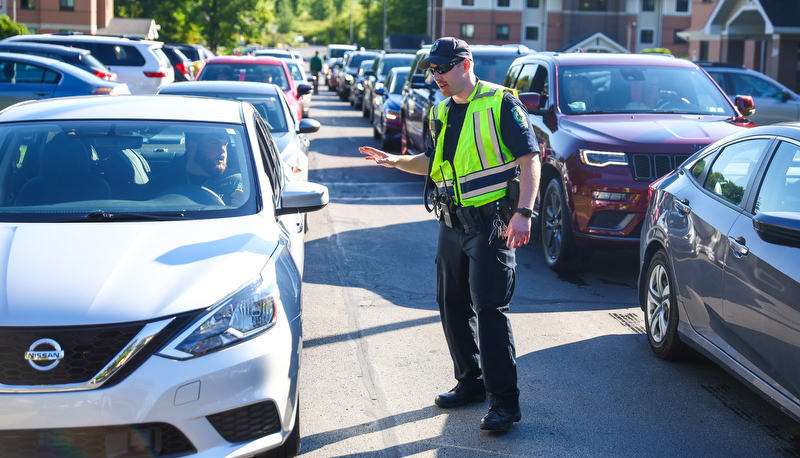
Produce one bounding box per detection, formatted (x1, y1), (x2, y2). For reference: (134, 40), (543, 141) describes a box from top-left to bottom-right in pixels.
(429, 81), (519, 208)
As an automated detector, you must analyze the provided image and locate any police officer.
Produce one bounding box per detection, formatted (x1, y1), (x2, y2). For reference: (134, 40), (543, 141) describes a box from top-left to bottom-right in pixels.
(359, 37), (541, 431)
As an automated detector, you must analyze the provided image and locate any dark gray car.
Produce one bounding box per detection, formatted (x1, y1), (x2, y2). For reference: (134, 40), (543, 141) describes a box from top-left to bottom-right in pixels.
(639, 122), (800, 422)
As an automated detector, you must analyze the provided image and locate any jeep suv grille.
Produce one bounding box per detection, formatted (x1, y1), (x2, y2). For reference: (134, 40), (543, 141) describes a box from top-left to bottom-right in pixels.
(630, 153), (691, 182)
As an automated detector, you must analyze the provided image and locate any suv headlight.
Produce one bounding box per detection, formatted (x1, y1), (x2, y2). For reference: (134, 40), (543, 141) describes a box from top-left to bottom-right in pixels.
(579, 149), (628, 167)
(159, 276), (280, 360)
(345, 74), (354, 82)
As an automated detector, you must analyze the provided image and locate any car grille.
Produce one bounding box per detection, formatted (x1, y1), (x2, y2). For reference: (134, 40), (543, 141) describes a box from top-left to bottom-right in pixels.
(630, 153), (691, 182)
(0, 312), (198, 389)
(0, 423), (196, 457)
(207, 400), (281, 443)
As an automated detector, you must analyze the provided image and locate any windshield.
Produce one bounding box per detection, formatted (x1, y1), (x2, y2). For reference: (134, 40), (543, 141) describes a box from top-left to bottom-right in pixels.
(199, 63), (291, 91)
(329, 48), (349, 59)
(472, 54), (519, 84)
(0, 121), (257, 221)
(346, 54), (376, 70)
(558, 65), (737, 116)
(390, 71), (408, 94)
(379, 56), (414, 78)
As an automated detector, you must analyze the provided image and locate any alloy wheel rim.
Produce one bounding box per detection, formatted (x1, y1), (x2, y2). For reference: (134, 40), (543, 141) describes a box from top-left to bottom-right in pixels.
(544, 191), (563, 260)
(646, 263), (670, 343)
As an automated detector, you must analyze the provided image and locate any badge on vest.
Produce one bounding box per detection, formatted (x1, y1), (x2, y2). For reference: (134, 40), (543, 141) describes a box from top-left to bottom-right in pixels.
(512, 105), (528, 130)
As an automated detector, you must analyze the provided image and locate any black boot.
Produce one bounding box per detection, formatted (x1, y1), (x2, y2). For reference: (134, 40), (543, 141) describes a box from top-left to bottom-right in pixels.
(434, 383), (486, 408)
(479, 406), (522, 431)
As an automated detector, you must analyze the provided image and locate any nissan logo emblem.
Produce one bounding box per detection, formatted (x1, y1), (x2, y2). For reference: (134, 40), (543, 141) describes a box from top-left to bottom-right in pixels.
(24, 338), (65, 371)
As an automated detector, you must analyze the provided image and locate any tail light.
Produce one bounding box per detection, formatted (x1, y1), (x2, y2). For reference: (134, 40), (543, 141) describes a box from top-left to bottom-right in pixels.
(144, 67), (169, 78)
(93, 69), (116, 80)
(174, 62), (190, 76)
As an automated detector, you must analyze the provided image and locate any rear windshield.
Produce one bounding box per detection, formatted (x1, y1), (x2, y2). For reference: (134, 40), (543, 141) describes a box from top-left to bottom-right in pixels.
(198, 63), (290, 91)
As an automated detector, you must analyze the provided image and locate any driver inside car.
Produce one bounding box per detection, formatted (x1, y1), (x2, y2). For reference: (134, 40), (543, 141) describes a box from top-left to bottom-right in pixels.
(147, 129), (244, 206)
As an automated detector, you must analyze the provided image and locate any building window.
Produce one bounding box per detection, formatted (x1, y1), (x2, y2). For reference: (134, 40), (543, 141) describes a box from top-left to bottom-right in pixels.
(497, 0), (510, 7)
(676, 0), (689, 12)
(20, 0), (34, 9)
(642, 0), (654, 12)
(462, 0), (474, 5)
(527, 0), (539, 7)
(700, 41), (709, 61)
(461, 24), (475, 39)
(496, 24), (510, 40)
(525, 26), (539, 41)
(579, 0), (606, 11)
(640, 29), (654, 44)
(60, 0), (73, 10)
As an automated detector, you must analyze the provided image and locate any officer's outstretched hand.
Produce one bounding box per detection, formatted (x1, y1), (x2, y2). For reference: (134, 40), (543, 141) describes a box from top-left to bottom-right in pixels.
(359, 146), (399, 168)
(505, 213), (531, 248)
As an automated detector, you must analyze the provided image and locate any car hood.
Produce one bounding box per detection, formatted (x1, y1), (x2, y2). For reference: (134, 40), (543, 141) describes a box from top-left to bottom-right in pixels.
(0, 217), (279, 327)
(560, 114), (747, 152)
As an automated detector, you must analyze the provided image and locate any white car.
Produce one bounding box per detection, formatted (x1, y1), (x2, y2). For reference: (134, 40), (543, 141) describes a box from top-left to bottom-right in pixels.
(2, 34), (175, 93)
(0, 95), (328, 457)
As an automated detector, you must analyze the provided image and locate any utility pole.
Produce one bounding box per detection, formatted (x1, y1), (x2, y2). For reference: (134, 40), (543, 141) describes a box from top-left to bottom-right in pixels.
(350, 0), (354, 45)
(383, 0), (387, 50)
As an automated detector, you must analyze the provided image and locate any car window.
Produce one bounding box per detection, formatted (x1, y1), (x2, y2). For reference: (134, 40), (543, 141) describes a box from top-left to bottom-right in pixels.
(254, 115), (284, 206)
(755, 140), (800, 214)
(512, 63), (539, 93)
(472, 54), (518, 84)
(92, 44), (146, 67)
(502, 64), (521, 88)
(380, 56), (413, 77)
(728, 72), (785, 99)
(0, 121), (255, 217)
(199, 64), (290, 91)
(702, 138), (769, 207)
(152, 47), (173, 69)
(0, 61), (61, 84)
(285, 62), (303, 81)
(390, 70), (408, 94)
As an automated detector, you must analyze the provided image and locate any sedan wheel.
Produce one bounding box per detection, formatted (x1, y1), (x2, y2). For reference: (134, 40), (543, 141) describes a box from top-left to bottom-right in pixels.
(644, 249), (687, 360)
(540, 179), (588, 272)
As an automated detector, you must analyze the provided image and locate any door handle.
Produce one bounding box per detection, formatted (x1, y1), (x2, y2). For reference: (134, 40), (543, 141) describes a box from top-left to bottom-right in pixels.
(34, 91), (51, 96)
(674, 198), (691, 215)
(727, 235), (749, 258)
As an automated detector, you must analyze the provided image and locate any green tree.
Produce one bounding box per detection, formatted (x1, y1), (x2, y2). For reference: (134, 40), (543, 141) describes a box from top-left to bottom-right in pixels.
(0, 15), (30, 39)
(276, 0), (296, 34)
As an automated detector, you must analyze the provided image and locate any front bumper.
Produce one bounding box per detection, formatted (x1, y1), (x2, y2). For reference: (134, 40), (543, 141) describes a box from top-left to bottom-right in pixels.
(0, 313), (300, 457)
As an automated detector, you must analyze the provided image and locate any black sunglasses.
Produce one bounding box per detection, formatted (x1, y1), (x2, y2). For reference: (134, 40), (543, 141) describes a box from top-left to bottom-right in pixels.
(430, 59), (464, 75)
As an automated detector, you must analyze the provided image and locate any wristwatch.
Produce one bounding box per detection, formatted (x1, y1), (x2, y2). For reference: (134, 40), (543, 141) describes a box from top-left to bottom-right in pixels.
(516, 207), (533, 218)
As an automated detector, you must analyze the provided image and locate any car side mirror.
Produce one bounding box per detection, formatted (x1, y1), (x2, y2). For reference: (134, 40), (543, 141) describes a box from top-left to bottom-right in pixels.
(276, 181), (329, 215)
(297, 117), (321, 134)
(519, 92), (548, 116)
(734, 95), (755, 117)
(782, 90), (792, 103)
(374, 87), (386, 96)
(753, 212), (800, 248)
(410, 73), (427, 89)
(297, 83), (313, 96)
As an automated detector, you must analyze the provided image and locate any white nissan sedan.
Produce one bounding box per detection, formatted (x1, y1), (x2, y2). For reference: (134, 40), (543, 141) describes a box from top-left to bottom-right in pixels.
(0, 96), (328, 457)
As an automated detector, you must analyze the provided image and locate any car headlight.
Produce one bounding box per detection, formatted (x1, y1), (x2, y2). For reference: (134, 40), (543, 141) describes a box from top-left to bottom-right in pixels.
(356, 82), (364, 90)
(579, 149), (628, 167)
(345, 74), (354, 82)
(375, 82), (384, 91)
(158, 276), (280, 359)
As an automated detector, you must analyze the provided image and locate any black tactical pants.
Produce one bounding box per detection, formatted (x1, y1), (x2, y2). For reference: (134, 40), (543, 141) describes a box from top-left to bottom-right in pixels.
(435, 212), (520, 409)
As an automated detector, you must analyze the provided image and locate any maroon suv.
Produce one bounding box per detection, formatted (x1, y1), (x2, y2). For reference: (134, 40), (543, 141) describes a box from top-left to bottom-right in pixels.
(502, 53), (755, 271)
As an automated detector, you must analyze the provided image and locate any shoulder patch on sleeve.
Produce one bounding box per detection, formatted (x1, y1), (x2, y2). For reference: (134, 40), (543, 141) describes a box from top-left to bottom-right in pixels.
(512, 105), (529, 130)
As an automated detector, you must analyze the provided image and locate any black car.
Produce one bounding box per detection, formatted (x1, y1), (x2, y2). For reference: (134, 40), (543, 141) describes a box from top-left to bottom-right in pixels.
(399, 44), (532, 155)
(349, 59), (375, 109)
(0, 41), (116, 81)
(337, 50), (379, 101)
(163, 45), (195, 81)
(362, 52), (415, 122)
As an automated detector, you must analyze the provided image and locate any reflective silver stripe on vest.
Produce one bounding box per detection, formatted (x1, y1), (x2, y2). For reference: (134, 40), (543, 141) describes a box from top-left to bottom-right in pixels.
(474, 107), (504, 166)
(458, 162), (518, 200)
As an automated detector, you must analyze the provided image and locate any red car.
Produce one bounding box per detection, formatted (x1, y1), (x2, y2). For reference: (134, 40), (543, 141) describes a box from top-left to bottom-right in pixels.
(196, 56), (312, 121)
(502, 53), (756, 272)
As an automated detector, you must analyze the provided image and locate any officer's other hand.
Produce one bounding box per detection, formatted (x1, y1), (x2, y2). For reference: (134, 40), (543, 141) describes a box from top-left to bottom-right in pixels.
(359, 146), (397, 167)
(505, 213), (531, 248)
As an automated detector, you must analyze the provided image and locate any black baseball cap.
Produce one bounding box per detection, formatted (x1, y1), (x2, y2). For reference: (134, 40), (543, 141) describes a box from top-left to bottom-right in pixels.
(419, 37), (472, 69)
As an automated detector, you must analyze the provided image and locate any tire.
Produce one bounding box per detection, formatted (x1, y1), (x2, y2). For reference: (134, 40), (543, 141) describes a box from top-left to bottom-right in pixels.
(644, 250), (688, 360)
(373, 122), (381, 140)
(261, 397), (300, 458)
(540, 178), (588, 272)
(362, 98), (369, 118)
